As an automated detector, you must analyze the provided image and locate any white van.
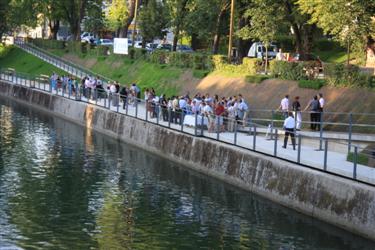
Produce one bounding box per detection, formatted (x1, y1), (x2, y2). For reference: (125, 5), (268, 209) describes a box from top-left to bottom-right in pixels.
(248, 42), (277, 59)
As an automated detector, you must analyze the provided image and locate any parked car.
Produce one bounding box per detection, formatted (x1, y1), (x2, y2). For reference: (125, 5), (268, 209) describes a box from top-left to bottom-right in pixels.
(146, 43), (159, 53)
(157, 44), (172, 51)
(177, 45), (193, 53)
(134, 41), (143, 48)
(96, 39), (113, 46)
(81, 32), (95, 44)
(248, 42), (277, 59)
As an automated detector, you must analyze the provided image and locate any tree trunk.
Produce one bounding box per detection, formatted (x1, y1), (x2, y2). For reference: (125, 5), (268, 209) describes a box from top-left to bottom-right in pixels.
(237, 16), (249, 60)
(265, 45), (268, 74)
(191, 33), (198, 51)
(172, 27), (179, 51)
(121, 0), (136, 38)
(49, 20), (60, 40)
(212, 9), (226, 54)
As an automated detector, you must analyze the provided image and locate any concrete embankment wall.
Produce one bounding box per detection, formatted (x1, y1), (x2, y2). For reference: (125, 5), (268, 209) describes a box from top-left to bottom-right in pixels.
(1, 81), (375, 241)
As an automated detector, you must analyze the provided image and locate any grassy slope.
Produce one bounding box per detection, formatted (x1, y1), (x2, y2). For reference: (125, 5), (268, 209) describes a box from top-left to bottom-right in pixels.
(0, 47), (66, 76)
(52, 50), (185, 97)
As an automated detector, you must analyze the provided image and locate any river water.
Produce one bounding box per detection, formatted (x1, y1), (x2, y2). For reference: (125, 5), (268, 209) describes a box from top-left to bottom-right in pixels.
(0, 98), (374, 250)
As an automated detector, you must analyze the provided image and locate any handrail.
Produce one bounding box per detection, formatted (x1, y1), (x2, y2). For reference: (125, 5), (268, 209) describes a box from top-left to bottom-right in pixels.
(1, 69), (374, 186)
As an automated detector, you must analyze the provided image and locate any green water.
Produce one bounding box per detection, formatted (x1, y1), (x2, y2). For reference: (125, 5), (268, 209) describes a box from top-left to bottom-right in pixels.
(0, 98), (374, 250)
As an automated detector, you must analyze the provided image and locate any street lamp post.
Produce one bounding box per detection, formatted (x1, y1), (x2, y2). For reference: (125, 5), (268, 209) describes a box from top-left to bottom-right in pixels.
(132, 0), (140, 47)
(227, 0), (235, 63)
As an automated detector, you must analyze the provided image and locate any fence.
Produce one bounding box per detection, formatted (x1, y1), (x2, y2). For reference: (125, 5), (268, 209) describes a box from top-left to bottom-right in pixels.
(1, 68), (374, 186)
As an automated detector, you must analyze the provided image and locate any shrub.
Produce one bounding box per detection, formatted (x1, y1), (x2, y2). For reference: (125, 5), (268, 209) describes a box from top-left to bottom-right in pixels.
(269, 61), (306, 80)
(149, 50), (169, 64)
(134, 48), (147, 60)
(31, 38), (65, 49)
(211, 55), (227, 70)
(0, 44), (14, 58)
(96, 45), (110, 56)
(324, 63), (374, 88)
(242, 58), (263, 75)
(193, 53), (212, 70)
(314, 39), (343, 52)
(193, 69), (209, 78)
(245, 75), (270, 84)
(298, 79), (326, 89)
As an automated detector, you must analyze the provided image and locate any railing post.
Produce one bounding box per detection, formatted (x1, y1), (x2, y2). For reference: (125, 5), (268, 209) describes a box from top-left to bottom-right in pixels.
(95, 89), (98, 105)
(353, 146), (358, 179)
(108, 93), (111, 110)
(234, 122), (238, 145)
(348, 113), (353, 154)
(125, 98), (129, 115)
(135, 99), (138, 118)
(319, 111), (324, 150)
(156, 104), (160, 125)
(116, 94), (120, 113)
(200, 114), (204, 136)
(168, 108), (171, 128)
(297, 134), (302, 163)
(253, 124), (256, 150)
(180, 111), (184, 132)
(145, 101), (148, 121)
(194, 112), (198, 136)
(271, 110), (275, 140)
(324, 139), (328, 171)
(216, 115), (220, 140)
(274, 129), (278, 156)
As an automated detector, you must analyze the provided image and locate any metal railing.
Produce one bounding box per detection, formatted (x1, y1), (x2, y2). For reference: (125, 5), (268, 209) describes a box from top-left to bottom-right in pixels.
(1, 69), (374, 186)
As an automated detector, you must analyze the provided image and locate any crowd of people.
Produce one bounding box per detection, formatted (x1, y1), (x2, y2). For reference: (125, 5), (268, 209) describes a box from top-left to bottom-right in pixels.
(50, 73), (326, 136)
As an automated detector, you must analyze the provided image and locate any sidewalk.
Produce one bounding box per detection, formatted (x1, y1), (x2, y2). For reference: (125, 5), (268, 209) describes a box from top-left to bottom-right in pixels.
(1, 75), (374, 185)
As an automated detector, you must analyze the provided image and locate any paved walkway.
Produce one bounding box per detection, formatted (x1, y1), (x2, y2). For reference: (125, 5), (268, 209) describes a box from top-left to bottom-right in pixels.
(1, 74), (374, 185)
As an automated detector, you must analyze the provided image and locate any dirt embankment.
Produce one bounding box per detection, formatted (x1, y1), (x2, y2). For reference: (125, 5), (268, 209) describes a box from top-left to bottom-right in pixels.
(182, 75), (375, 114)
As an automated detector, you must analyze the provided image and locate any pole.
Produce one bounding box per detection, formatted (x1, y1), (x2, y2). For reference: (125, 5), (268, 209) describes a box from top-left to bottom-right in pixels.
(132, 0), (140, 47)
(227, 0), (235, 63)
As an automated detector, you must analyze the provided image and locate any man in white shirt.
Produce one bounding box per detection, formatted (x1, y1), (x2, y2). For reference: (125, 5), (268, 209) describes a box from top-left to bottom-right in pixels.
(278, 95), (289, 118)
(282, 112), (296, 150)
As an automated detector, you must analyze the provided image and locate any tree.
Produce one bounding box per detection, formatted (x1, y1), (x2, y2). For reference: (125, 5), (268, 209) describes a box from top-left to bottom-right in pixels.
(57, 0), (89, 40)
(238, 0), (281, 72)
(105, 0), (129, 36)
(298, 0), (375, 65)
(166, 0), (190, 51)
(83, 0), (105, 34)
(184, 0), (230, 54)
(138, 0), (169, 42)
(0, 0), (10, 42)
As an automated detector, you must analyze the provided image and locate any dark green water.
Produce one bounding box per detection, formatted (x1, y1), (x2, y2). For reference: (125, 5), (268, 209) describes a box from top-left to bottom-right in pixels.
(0, 98), (374, 250)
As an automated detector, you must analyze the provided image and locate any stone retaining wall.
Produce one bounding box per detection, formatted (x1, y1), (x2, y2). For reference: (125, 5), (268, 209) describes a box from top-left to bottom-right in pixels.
(1, 81), (374, 241)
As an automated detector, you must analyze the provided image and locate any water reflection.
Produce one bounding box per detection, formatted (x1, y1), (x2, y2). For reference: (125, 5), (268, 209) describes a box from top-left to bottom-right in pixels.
(0, 98), (374, 249)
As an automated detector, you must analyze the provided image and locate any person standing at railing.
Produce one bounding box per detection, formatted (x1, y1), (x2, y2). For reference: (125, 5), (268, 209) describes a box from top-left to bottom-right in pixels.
(282, 112), (296, 150)
(304, 95), (320, 131)
(278, 95), (289, 118)
(292, 96), (302, 131)
(50, 72), (58, 92)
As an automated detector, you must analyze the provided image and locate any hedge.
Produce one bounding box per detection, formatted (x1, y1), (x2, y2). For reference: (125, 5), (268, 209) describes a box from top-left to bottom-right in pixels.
(269, 61), (306, 80)
(324, 63), (374, 88)
(31, 38), (65, 49)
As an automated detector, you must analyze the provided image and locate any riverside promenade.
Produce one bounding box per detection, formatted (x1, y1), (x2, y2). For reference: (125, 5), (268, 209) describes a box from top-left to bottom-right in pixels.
(1, 72), (374, 186)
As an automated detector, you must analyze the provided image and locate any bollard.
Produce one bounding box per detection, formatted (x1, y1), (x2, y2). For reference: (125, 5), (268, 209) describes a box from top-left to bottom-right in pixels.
(323, 140), (328, 171)
(200, 114), (204, 136)
(135, 99), (138, 118)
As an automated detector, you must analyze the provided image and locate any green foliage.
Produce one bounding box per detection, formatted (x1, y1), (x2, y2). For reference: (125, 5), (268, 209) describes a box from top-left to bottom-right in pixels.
(245, 75), (270, 84)
(0, 46), (66, 75)
(242, 58), (263, 75)
(0, 44), (13, 58)
(105, 0), (129, 32)
(211, 55), (227, 70)
(269, 61), (306, 81)
(298, 79), (325, 89)
(139, 0), (169, 42)
(193, 69), (209, 78)
(324, 64), (374, 88)
(298, 0), (375, 62)
(314, 39), (344, 52)
(347, 152), (369, 166)
(31, 39), (65, 49)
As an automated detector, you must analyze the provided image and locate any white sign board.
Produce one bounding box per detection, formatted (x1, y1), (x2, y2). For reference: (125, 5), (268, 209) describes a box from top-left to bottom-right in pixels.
(114, 38), (128, 55)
